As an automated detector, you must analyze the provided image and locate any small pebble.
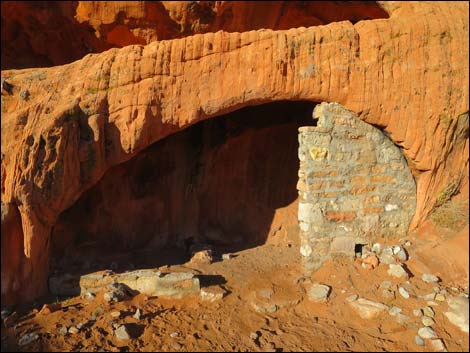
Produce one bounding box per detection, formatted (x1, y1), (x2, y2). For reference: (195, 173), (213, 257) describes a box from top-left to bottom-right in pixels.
(222, 253), (234, 260)
(59, 326), (68, 335)
(115, 325), (130, 340)
(395, 313), (410, 324)
(380, 281), (393, 289)
(422, 293), (436, 301)
(423, 306), (435, 318)
(414, 335), (425, 346)
(110, 311), (121, 318)
(170, 332), (180, 338)
(133, 309), (141, 320)
(435, 294), (446, 302)
(422, 316), (435, 326)
(346, 294), (358, 302)
(398, 286), (410, 299)
(250, 332), (259, 340)
(387, 264), (409, 278)
(422, 273), (439, 283)
(389, 306), (402, 316)
(68, 326), (79, 334)
(372, 243), (381, 253)
(429, 339), (446, 351)
(84, 292), (96, 300)
(413, 309), (423, 317)
(418, 326), (438, 339)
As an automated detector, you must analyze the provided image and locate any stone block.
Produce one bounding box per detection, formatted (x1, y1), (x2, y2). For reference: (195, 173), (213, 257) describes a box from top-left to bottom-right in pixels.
(330, 236), (356, 258)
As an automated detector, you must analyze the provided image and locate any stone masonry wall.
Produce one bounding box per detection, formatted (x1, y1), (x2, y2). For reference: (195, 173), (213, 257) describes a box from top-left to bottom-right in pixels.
(298, 103), (416, 274)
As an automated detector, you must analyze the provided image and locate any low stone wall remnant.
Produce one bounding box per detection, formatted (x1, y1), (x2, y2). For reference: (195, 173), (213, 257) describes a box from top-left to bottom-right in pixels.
(298, 103), (416, 273)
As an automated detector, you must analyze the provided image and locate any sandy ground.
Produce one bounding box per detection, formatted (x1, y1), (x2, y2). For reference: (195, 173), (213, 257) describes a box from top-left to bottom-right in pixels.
(1, 214), (469, 352)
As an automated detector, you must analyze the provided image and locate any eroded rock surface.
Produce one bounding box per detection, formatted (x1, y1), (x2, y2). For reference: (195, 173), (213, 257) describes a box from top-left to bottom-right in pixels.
(1, 1), (469, 304)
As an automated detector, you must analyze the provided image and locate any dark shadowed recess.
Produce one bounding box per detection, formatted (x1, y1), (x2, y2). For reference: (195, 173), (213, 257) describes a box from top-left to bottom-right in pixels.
(50, 100), (317, 276)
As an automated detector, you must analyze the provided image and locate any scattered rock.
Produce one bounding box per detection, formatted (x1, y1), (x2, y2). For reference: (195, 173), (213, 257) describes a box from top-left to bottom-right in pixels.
(222, 253), (234, 260)
(422, 274), (440, 283)
(435, 293), (446, 302)
(389, 306), (402, 316)
(421, 293), (436, 301)
(190, 250), (214, 265)
(307, 284), (331, 302)
(133, 309), (141, 320)
(429, 339), (446, 352)
(387, 264), (409, 278)
(250, 332), (259, 340)
(444, 296), (469, 333)
(59, 326), (68, 335)
(371, 243), (381, 254)
(76, 322), (84, 330)
(379, 247), (395, 265)
(40, 303), (61, 315)
(362, 255), (379, 269)
(395, 248), (408, 262)
(381, 289), (395, 301)
(172, 342), (182, 350)
(103, 283), (132, 303)
(200, 286), (227, 302)
(110, 311), (121, 318)
(346, 294), (358, 303)
(422, 317), (435, 326)
(403, 240), (412, 247)
(395, 313), (410, 324)
(83, 292), (96, 300)
(112, 323), (120, 329)
(115, 325), (131, 340)
(380, 281), (393, 289)
(68, 326), (79, 334)
(18, 333), (39, 346)
(170, 332), (180, 338)
(398, 286), (410, 299)
(251, 301), (278, 314)
(413, 309), (423, 317)
(348, 298), (388, 319)
(392, 246), (402, 255)
(418, 326), (438, 339)
(423, 307), (435, 318)
(414, 335), (425, 346)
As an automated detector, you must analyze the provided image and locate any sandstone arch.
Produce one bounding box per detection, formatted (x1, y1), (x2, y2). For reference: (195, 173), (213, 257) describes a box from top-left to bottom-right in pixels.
(1, 1), (468, 304)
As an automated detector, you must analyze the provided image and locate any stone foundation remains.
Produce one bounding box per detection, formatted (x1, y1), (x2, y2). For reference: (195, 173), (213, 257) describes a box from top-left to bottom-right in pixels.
(298, 103), (416, 273)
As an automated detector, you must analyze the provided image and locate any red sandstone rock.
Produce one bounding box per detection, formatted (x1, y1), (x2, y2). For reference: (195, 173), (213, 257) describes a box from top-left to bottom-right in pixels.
(40, 303), (61, 315)
(362, 255), (379, 270)
(0, 1), (468, 305)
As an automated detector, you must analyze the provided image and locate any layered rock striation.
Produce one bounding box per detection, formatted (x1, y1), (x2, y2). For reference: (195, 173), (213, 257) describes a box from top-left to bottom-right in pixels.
(1, 1), (468, 304)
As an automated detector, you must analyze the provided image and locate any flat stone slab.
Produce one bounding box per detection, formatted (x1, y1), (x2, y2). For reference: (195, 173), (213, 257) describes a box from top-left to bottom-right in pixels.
(348, 298), (388, 319)
(444, 296), (469, 333)
(50, 270), (200, 299)
(307, 284), (331, 302)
